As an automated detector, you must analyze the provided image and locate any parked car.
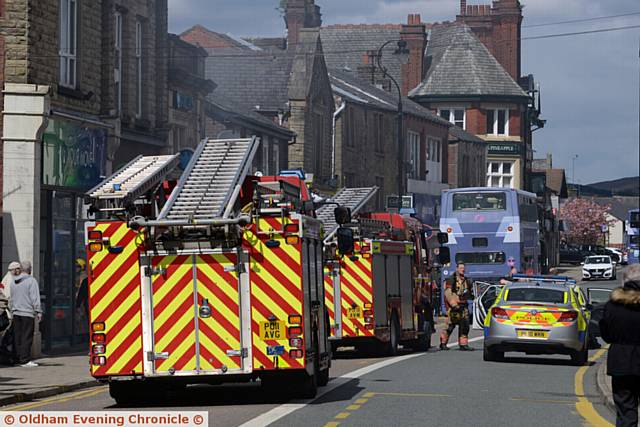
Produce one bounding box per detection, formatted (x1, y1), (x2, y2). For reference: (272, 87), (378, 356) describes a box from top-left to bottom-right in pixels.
(560, 244), (590, 265)
(579, 244), (620, 264)
(606, 247), (627, 265)
(582, 255), (617, 281)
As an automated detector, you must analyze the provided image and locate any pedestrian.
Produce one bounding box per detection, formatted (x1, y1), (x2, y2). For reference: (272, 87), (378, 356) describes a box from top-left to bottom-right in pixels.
(8, 261), (42, 367)
(600, 264), (640, 427)
(0, 269), (13, 364)
(440, 262), (475, 351)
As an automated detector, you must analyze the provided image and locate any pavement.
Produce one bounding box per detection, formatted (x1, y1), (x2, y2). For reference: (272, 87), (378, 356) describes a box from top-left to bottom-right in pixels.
(0, 353), (98, 406)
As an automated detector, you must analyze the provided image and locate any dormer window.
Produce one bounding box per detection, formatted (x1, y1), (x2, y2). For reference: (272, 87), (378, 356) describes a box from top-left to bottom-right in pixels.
(438, 108), (465, 129)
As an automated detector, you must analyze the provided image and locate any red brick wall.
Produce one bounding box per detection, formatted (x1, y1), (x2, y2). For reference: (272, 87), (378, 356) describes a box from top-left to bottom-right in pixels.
(180, 25), (237, 49)
(405, 115), (450, 183)
(464, 107), (486, 135)
(400, 14), (426, 96)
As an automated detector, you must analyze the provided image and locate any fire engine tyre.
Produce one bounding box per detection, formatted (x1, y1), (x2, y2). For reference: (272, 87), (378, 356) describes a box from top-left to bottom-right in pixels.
(385, 313), (400, 356)
(109, 381), (163, 405)
(414, 330), (431, 352)
(483, 346), (504, 362)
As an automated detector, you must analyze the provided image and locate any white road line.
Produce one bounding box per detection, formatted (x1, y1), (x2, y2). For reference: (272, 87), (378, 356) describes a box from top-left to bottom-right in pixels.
(239, 336), (484, 427)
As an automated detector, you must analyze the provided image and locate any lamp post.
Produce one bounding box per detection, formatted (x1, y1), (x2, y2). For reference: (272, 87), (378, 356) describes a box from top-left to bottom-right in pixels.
(375, 40), (410, 197)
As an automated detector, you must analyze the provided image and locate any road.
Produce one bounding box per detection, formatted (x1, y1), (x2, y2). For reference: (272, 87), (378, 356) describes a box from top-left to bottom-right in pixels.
(2, 266), (624, 427)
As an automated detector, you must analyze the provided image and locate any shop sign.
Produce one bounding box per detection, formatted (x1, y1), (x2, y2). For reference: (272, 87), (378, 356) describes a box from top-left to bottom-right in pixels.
(42, 119), (108, 190)
(487, 142), (520, 156)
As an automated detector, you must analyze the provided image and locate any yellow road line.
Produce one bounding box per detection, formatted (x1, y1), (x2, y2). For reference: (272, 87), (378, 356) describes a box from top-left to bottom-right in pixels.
(510, 397), (576, 405)
(346, 405), (361, 410)
(7, 386), (108, 411)
(324, 422), (340, 427)
(354, 398), (368, 404)
(368, 392), (452, 398)
(575, 348), (613, 427)
(363, 392), (376, 398)
(335, 412), (351, 419)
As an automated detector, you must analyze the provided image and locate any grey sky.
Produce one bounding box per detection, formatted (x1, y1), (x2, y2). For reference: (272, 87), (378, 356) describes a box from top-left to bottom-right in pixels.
(168, 0), (640, 184)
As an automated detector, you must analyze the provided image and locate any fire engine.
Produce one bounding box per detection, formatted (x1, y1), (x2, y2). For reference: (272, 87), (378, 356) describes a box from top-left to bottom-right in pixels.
(317, 189), (448, 355)
(84, 137), (331, 403)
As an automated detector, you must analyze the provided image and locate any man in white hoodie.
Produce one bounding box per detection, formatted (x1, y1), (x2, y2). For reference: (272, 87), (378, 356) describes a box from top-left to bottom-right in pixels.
(8, 261), (42, 367)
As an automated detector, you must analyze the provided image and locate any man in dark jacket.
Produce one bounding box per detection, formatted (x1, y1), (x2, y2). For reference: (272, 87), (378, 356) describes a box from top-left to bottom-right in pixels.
(600, 264), (640, 427)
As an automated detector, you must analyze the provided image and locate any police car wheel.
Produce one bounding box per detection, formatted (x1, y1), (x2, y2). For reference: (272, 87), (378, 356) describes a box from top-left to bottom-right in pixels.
(483, 346), (503, 362)
(571, 346), (589, 366)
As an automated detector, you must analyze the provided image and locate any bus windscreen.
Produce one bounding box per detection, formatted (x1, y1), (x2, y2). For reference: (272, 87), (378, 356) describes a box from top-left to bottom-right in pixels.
(452, 192), (507, 211)
(631, 212), (640, 228)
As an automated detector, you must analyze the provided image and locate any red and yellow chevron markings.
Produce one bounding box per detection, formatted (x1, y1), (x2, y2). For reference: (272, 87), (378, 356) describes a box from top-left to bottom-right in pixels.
(339, 253), (374, 338)
(151, 255), (197, 373)
(324, 265), (336, 337)
(88, 222), (144, 377)
(245, 217), (304, 370)
(196, 254), (243, 372)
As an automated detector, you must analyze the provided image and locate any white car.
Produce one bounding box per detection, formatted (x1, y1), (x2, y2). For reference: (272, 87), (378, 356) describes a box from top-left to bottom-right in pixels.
(582, 255), (616, 281)
(606, 247), (627, 265)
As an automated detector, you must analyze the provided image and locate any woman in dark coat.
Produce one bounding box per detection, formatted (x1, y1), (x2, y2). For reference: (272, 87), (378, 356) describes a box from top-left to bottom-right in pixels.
(600, 264), (640, 427)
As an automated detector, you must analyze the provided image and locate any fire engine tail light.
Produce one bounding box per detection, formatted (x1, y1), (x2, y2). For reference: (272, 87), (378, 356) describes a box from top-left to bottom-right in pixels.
(364, 303), (372, 309)
(284, 223), (300, 245)
(88, 242), (103, 252)
(288, 314), (302, 325)
(92, 356), (107, 366)
(289, 349), (304, 358)
(91, 322), (105, 332)
(365, 324), (374, 330)
(289, 338), (303, 348)
(92, 344), (106, 355)
(288, 326), (302, 337)
(92, 333), (106, 344)
(363, 310), (373, 317)
(88, 230), (103, 241)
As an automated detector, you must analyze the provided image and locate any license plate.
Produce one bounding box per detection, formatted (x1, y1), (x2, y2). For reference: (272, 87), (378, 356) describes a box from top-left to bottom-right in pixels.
(259, 320), (286, 340)
(516, 330), (549, 339)
(347, 307), (362, 319)
(267, 345), (285, 356)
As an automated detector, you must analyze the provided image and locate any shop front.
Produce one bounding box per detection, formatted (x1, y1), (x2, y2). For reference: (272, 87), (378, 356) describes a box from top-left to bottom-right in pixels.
(486, 141), (523, 190)
(39, 118), (108, 352)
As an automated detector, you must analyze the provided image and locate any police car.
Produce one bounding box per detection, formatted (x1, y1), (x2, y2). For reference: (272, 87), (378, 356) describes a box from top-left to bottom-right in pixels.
(481, 275), (591, 365)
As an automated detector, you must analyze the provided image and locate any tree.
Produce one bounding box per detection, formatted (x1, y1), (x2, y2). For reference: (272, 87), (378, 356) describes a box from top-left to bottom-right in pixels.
(559, 198), (615, 245)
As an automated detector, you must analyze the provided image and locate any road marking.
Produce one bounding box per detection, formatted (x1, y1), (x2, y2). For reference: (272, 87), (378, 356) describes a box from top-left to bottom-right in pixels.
(335, 412), (350, 419)
(368, 392), (451, 398)
(354, 398), (368, 404)
(510, 397), (576, 405)
(575, 348), (613, 427)
(346, 404), (361, 410)
(323, 422), (340, 427)
(6, 387), (108, 411)
(239, 336), (484, 427)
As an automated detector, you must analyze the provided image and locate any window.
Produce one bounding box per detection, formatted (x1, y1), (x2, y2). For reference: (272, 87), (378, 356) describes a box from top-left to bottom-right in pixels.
(452, 192), (507, 211)
(487, 161), (514, 188)
(375, 176), (384, 210)
(135, 20), (143, 118)
(173, 91), (194, 110)
(438, 108), (465, 129)
(114, 12), (123, 114)
(487, 109), (509, 136)
(373, 113), (384, 153)
(59, 0), (77, 88)
(407, 131), (420, 179)
(455, 252), (506, 265)
(505, 288), (565, 304)
(426, 137), (442, 182)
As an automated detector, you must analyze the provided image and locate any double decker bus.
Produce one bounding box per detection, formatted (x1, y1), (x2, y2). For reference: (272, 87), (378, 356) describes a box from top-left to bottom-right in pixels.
(439, 187), (540, 288)
(625, 208), (640, 264)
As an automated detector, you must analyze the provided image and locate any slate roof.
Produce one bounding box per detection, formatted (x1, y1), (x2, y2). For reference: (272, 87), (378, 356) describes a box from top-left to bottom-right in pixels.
(328, 68), (451, 127)
(410, 23), (529, 99)
(448, 125), (485, 144)
(207, 92), (295, 139)
(320, 25), (404, 88)
(592, 197), (640, 221)
(545, 169), (568, 198)
(204, 52), (295, 112)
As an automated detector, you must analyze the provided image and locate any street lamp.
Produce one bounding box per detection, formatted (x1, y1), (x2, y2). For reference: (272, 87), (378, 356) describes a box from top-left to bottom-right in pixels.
(375, 39), (410, 197)
(571, 154), (578, 185)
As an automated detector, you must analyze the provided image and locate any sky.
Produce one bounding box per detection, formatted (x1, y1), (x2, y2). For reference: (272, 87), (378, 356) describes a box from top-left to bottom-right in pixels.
(168, 0), (640, 185)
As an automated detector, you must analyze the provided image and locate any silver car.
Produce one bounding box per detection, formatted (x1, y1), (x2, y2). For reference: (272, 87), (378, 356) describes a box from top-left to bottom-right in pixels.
(482, 281), (590, 365)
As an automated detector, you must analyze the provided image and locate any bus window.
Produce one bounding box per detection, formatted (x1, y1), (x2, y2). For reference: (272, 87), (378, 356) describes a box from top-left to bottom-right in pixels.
(455, 252), (506, 264)
(452, 192), (507, 211)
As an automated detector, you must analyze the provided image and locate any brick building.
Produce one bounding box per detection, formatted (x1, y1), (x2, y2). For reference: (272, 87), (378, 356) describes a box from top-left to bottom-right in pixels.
(0, 0), (170, 352)
(447, 126), (487, 188)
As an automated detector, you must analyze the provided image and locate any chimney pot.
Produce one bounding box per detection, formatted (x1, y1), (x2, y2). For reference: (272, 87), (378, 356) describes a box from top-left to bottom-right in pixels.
(460, 0), (467, 15)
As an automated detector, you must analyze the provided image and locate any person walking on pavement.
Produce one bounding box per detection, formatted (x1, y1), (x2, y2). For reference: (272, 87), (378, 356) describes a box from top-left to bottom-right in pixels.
(8, 261), (42, 367)
(600, 264), (640, 427)
(440, 262), (475, 351)
(0, 267), (14, 364)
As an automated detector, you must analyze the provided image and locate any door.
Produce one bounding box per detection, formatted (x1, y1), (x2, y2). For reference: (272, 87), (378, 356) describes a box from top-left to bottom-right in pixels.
(149, 253), (245, 375)
(195, 253), (244, 373)
(472, 282), (503, 329)
(586, 288), (612, 338)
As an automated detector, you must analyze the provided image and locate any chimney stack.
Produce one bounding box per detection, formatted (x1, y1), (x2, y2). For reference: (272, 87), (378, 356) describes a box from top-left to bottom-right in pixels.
(284, 0), (322, 50)
(400, 14), (427, 96)
(460, 0), (467, 16)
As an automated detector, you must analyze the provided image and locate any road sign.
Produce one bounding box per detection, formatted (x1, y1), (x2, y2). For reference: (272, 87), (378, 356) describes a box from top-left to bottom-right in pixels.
(386, 195), (401, 209)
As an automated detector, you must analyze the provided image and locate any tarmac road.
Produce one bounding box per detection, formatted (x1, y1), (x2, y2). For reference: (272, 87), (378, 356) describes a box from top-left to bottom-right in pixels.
(1, 266), (622, 427)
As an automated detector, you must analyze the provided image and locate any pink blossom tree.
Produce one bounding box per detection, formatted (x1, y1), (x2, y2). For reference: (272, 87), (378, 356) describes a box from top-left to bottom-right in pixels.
(560, 198), (615, 245)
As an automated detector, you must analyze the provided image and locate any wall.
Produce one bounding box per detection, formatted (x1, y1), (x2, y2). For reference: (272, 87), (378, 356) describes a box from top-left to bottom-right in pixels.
(448, 140), (487, 188)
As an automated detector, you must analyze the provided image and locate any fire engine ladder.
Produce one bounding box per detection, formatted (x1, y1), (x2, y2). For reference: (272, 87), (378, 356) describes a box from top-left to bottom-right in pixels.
(317, 187), (378, 243)
(158, 137), (259, 222)
(86, 154), (180, 212)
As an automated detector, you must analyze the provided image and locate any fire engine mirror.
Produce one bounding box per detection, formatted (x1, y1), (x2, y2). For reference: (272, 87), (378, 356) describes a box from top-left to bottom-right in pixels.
(437, 232), (449, 245)
(334, 206), (352, 225)
(336, 227), (355, 255)
(438, 247), (451, 265)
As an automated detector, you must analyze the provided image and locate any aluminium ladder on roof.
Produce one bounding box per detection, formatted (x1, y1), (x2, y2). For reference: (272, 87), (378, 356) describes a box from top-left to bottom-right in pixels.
(317, 187), (378, 243)
(158, 137), (259, 222)
(85, 154), (180, 211)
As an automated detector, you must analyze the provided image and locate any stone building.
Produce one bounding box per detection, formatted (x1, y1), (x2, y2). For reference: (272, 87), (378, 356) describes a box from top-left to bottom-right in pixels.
(0, 0), (169, 352)
(447, 126), (487, 188)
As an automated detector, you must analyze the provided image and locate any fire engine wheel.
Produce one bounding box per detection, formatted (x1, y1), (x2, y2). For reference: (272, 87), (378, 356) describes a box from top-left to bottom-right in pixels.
(109, 381), (163, 405)
(385, 313), (400, 356)
(413, 328), (431, 352)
